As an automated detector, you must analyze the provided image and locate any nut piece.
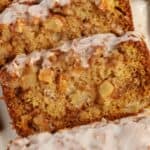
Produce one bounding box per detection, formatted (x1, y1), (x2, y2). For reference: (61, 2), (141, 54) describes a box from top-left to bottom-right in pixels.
(38, 69), (54, 84)
(15, 20), (25, 33)
(99, 80), (114, 98)
(70, 89), (95, 108)
(33, 115), (49, 131)
(98, 0), (115, 11)
(58, 75), (68, 94)
(44, 17), (64, 32)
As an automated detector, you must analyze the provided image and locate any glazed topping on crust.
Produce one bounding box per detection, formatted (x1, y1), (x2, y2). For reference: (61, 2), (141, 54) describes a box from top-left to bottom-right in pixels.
(14, 0), (38, 3)
(8, 112), (150, 150)
(6, 32), (141, 76)
(0, 0), (71, 24)
(0, 0), (103, 24)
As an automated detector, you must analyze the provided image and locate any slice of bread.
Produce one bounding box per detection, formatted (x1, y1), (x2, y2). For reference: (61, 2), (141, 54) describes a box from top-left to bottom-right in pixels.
(8, 111), (150, 150)
(1, 32), (149, 136)
(0, 0), (134, 66)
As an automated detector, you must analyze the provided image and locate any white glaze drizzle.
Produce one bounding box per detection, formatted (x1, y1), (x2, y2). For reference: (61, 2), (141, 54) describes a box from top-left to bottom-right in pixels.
(13, 0), (38, 3)
(94, 0), (101, 6)
(6, 32), (142, 76)
(0, 0), (102, 24)
(8, 111), (150, 150)
(0, 0), (71, 24)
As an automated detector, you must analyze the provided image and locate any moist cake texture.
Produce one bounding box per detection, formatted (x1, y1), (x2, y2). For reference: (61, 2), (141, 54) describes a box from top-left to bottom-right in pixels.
(0, 0), (134, 66)
(8, 111), (150, 150)
(0, 32), (150, 136)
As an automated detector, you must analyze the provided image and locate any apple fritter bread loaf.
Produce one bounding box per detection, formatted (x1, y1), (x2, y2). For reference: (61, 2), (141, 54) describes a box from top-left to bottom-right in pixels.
(8, 111), (150, 150)
(0, 32), (149, 136)
(0, 0), (134, 66)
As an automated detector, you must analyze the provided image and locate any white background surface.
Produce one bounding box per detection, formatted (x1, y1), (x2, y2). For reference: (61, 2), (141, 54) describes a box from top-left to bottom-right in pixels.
(0, 0), (150, 149)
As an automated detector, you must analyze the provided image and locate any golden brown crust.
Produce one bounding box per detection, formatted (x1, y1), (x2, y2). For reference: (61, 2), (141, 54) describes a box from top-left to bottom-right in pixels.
(0, 0), (134, 66)
(0, 0), (11, 12)
(0, 37), (150, 137)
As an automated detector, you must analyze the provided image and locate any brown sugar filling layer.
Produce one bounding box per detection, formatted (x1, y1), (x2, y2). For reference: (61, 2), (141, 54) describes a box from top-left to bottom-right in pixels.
(0, 37), (150, 136)
(0, 0), (133, 66)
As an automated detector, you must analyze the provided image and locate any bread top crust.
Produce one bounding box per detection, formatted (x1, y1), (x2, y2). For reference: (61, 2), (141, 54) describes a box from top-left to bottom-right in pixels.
(0, 0), (132, 24)
(3, 32), (142, 77)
